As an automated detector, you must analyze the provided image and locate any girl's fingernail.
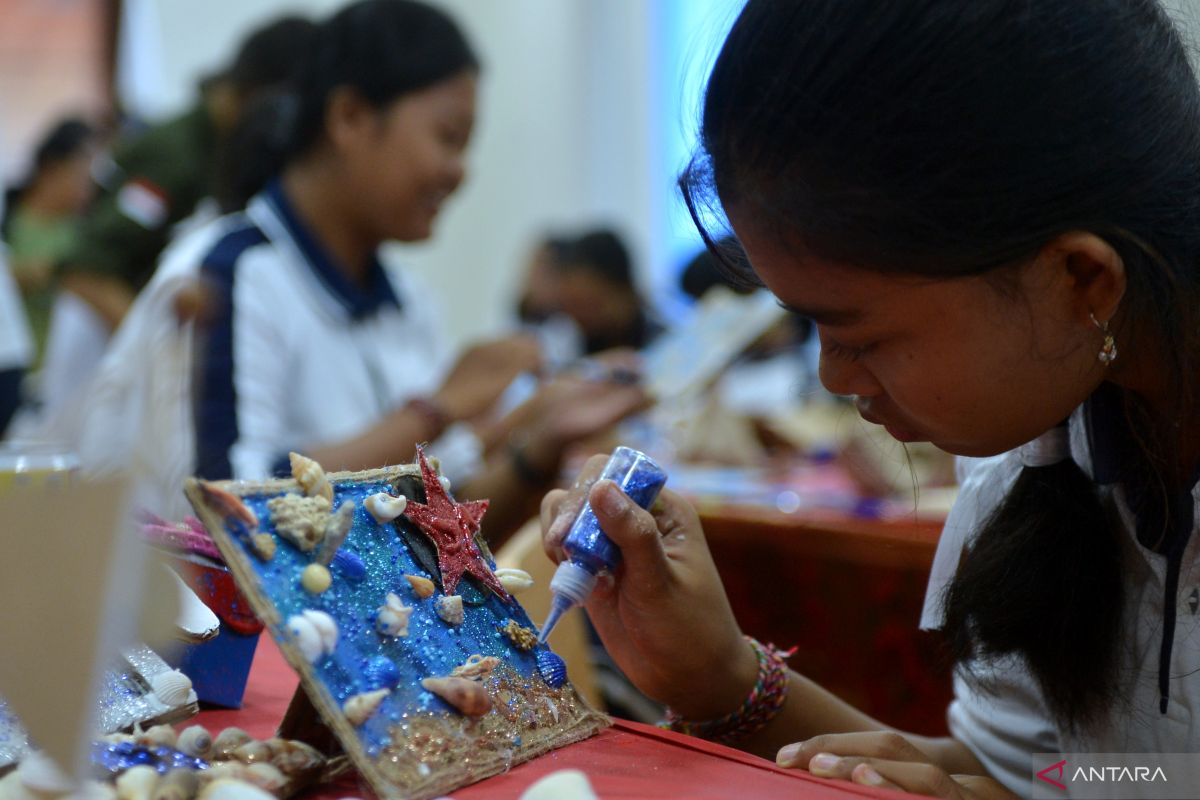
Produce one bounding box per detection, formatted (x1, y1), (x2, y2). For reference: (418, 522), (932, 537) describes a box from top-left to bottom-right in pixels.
(810, 753), (840, 773)
(776, 744), (800, 765)
(854, 765), (885, 786)
(594, 481), (626, 516)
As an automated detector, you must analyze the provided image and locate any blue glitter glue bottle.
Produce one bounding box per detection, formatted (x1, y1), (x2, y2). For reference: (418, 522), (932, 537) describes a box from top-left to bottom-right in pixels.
(539, 446), (667, 644)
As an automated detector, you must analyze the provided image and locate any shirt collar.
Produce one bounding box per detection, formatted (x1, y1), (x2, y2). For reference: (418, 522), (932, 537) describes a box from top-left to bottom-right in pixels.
(262, 177), (401, 319)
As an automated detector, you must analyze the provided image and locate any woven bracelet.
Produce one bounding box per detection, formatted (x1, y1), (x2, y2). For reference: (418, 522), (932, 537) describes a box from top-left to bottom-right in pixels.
(661, 636), (796, 744)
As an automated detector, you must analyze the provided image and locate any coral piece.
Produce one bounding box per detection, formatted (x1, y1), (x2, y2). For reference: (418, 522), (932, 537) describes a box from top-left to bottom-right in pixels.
(403, 574), (435, 599)
(289, 452), (333, 502)
(450, 654), (501, 681)
(401, 447), (509, 600)
(300, 563), (331, 594)
(435, 595), (464, 626)
(500, 620), (538, 651)
(316, 501), (355, 566)
(421, 677), (493, 717)
(344, 689), (389, 726)
(376, 593), (413, 637)
(364, 492), (407, 524)
(495, 567), (534, 595)
(536, 651), (568, 689)
(266, 494), (331, 552)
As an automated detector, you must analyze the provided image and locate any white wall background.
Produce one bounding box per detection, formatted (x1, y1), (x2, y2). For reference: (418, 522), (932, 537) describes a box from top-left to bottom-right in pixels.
(117, 0), (743, 348)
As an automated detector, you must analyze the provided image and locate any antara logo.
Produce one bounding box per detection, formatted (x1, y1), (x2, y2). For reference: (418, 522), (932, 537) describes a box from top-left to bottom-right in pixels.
(1036, 759), (1170, 790)
(1037, 760), (1067, 791)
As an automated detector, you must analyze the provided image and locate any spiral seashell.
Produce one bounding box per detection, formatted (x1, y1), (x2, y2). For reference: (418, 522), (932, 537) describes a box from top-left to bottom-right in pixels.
(435, 595), (464, 626)
(536, 650), (568, 688)
(116, 766), (160, 800)
(403, 574), (435, 599)
(331, 549), (366, 580)
(450, 654), (501, 680)
(211, 728), (253, 760)
(343, 688), (389, 726)
(302, 609), (338, 653)
(176, 726), (212, 758)
(241, 764), (286, 794)
(288, 452), (333, 502)
(152, 769), (198, 800)
(421, 676), (493, 717)
(149, 671), (193, 708)
(364, 492), (407, 524)
(375, 592), (412, 637)
(363, 655), (401, 690)
(495, 567), (534, 595)
(267, 739), (323, 776)
(300, 563), (331, 594)
(197, 778), (274, 800)
(315, 501), (355, 567)
(266, 494), (331, 552)
(135, 723), (178, 749)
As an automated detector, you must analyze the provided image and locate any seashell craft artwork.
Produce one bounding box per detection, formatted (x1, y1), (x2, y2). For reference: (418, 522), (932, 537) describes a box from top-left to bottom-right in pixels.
(403, 574), (435, 599)
(420, 677), (492, 718)
(375, 593), (412, 637)
(494, 567), (534, 595)
(435, 595), (464, 626)
(450, 654), (500, 681)
(266, 494), (331, 552)
(343, 689), (389, 726)
(149, 670), (193, 708)
(364, 492), (407, 524)
(288, 452), (333, 503)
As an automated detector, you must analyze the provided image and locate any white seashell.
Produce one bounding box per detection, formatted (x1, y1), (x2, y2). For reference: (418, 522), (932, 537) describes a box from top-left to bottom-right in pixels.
(289, 452), (333, 502)
(116, 766), (159, 800)
(364, 492), (407, 524)
(267, 739), (323, 776)
(343, 688), (389, 726)
(17, 751), (73, 794)
(136, 723), (178, 749)
(196, 778), (275, 800)
(376, 593), (412, 637)
(495, 567), (535, 594)
(450, 654), (501, 680)
(316, 501), (355, 565)
(302, 609), (338, 653)
(300, 563), (331, 594)
(438, 476), (452, 491)
(176, 725), (212, 758)
(286, 614), (322, 662)
(435, 595), (464, 626)
(231, 741), (273, 764)
(518, 769), (598, 800)
(74, 780), (118, 800)
(150, 670), (193, 708)
(152, 769), (198, 800)
(196, 763), (248, 786)
(241, 764), (286, 794)
(211, 728), (253, 759)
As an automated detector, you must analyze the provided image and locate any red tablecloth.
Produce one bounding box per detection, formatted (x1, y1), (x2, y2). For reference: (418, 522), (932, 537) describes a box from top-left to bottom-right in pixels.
(195, 637), (918, 799)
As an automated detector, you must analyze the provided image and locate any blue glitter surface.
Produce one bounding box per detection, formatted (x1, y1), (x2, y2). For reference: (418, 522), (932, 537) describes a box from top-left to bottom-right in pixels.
(91, 742), (208, 774)
(229, 477), (557, 755)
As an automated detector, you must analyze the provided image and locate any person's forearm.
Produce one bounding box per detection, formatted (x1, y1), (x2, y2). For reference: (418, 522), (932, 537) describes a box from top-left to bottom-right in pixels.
(302, 403), (441, 473)
(59, 271), (134, 330)
(460, 432), (562, 548)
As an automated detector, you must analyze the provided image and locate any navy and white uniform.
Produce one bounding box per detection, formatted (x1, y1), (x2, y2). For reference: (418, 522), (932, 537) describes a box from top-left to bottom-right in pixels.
(193, 178), (478, 482)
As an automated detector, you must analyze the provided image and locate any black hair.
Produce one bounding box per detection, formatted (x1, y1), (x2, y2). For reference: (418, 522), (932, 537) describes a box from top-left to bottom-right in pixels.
(217, 0), (477, 210)
(556, 229), (635, 290)
(684, 0), (1200, 732)
(3, 116), (95, 234)
(224, 16), (319, 93)
(679, 236), (754, 299)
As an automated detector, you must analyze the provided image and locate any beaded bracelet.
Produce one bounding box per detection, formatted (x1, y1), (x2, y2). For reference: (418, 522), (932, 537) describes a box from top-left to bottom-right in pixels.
(661, 636), (796, 744)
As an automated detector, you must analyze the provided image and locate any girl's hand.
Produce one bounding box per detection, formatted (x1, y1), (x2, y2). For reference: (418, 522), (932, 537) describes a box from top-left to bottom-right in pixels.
(776, 732), (1019, 800)
(540, 459), (758, 720)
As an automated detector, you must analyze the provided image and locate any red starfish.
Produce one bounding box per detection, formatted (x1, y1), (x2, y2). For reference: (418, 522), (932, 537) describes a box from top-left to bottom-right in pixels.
(402, 447), (511, 601)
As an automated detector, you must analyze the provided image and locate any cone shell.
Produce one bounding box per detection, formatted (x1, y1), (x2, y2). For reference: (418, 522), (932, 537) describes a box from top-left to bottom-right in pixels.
(343, 688), (389, 725)
(421, 676), (493, 717)
(364, 492), (407, 524)
(267, 739), (323, 776)
(289, 452), (333, 502)
(435, 595), (464, 626)
(176, 725), (212, 758)
(450, 654), (500, 680)
(149, 671), (192, 708)
(404, 574), (435, 598)
(495, 567), (534, 594)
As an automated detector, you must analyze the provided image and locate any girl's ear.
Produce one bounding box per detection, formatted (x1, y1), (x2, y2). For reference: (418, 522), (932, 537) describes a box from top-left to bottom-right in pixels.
(324, 86), (377, 153)
(1038, 231), (1127, 325)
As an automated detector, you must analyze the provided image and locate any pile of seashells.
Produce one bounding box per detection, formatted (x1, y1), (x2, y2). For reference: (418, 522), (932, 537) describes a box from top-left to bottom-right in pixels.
(0, 725), (331, 800)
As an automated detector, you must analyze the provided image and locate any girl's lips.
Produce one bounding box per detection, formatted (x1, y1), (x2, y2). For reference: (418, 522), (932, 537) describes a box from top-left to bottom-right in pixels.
(856, 404), (921, 443)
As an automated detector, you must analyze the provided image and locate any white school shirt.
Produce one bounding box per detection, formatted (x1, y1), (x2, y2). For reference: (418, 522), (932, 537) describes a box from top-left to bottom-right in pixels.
(921, 400), (1200, 796)
(193, 179), (480, 484)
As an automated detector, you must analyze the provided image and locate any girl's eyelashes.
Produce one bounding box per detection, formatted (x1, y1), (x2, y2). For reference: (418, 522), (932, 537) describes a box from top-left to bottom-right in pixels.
(823, 338), (874, 362)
